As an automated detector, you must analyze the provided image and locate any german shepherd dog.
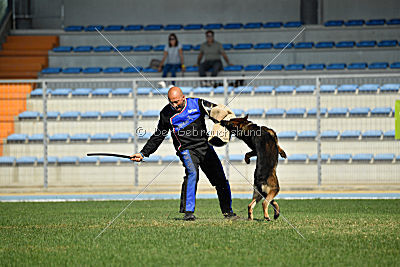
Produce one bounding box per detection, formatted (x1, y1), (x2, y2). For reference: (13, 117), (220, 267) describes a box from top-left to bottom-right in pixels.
(220, 115), (287, 221)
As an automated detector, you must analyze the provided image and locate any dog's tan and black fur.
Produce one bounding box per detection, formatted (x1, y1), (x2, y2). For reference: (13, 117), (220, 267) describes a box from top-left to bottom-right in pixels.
(220, 115), (286, 221)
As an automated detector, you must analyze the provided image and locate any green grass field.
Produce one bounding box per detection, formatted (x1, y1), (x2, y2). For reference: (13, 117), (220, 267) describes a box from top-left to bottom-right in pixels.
(1, 199), (399, 266)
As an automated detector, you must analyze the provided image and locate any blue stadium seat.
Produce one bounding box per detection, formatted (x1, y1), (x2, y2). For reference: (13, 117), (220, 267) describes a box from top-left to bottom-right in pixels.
(145, 155), (162, 163)
(49, 133), (69, 142)
(229, 154), (243, 162)
(383, 130), (395, 138)
(254, 86), (273, 94)
(64, 25), (84, 32)
(366, 19), (385, 26)
(315, 41), (335, 48)
(328, 107), (348, 116)
(265, 64), (283, 71)
(358, 84), (379, 93)
(81, 111), (100, 119)
(53, 46), (73, 52)
(344, 20), (364, 26)
(264, 22), (282, 28)
(348, 62), (367, 70)
(41, 111), (59, 120)
(390, 62), (400, 69)
(83, 67), (102, 74)
(142, 110), (160, 118)
(28, 134), (44, 142)
(349, 107), (370, 116)
(180, 87), (192, 95)
(338, 84), (358, 93)
(287, 154), (308, 162)
(138, 132), (151, 140)
(7, 133), (27, 142)
(284, 21), (302, 27)
(112, 88), (132, 96)
(306, 64), (325, 71)
(185, 66), (198, 72)
(327, 63), (346, 70)
(374, 153), (395, 161)
(41, 68), (62, 74)
(222, 43), (233, 50)
(152, 88), (169, 95)
(224, 65), (243, 71)
(0, 156), (16, 165)
(285, 64), (305, 71)
(277, 131), (297, 139)
(362, 130), (382, 138)
(153, 45), (165, 51)
(84, 25), (103, 31)
(79, 156), (98, 164)
(298, 131), (317, 139)
(324, 20), (344, 27)
(336, 41), (355, 48)
(192, 87), (212, 94)
(144, 24), (163, 31)
(99, 157), (118, 164)
(120, 110), (134, 119)
(94, 46), (112, 52)
(70, 133), (90, 142)
(123, 66), (143, 73)
(16, 156), (37, 165)
(330, 154), (351, 162)
(204, 23), (223, 30)
(73, 46), (93, 52)
(309, 154), (330, 162)
(134, 45), (152, 52)
(37, 156), (58, 164)
(125, 25), (143, 31)
(232, 109), (244, 116)
(286, 108), (306, 116)
(377, 40), (397, 47)
(92, 88), (112, 96)
(352, 153), (373, 162)
(213, 86), (233, 94)
(244, 22), (262, 29)
(265, 108), (284, 117)
(104, 25), (123, 31)
(51, 88), (71, 96)
(296, 85), (315, 93)
(142, 68), (158, 73)
(233, 43), (253, 50)
(19, 111), (39, 120)
(368, 62), (388, 69)
(371, 107), (392, 116)
(340, 130), (361, 139)
(244, 64), (263, 71)
(91, 133), (110, 141)
(62, 67), (82, 74)
(275, 85), (295, 93)
(183, 24), (203, 30)
(294, 42), (313, 49)
(137, 87), (152, 95)
(356, 40), (377, 47)
(164, 24), (182, 31)
(60, 111), (80, 119)
(387, 18), (400, 25)
(380, 84), (400, 93)
(254, 43), (273, 49)
(320, 84), (336, 93)
(274, 42), (293, 49)
(307, 108), (327, 116)
(110, 133), (131, 142)
(223, 23), (243, 29)
(72, 88), (92, 96)
(247, 108), (264, 117)
(321, 130), (339, 139)
(182, 44), (192, 51)
(116, 45), (133, 52)
(161, 155), (180, 162)
(233, 86), (253, 94)
(103, 67), (122, 74)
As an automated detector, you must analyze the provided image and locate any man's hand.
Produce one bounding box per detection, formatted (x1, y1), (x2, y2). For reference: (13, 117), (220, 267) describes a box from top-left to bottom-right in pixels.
(130, 153), (144, 162)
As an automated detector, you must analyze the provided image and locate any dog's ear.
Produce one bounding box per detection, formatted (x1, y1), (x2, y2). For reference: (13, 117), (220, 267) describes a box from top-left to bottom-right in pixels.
(243, 114), (248, 121)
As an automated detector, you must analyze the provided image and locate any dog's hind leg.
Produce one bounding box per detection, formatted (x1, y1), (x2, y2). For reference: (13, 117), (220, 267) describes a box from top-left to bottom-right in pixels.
(248, 190), (262, 220)
(271, 200), (280, 220)
(261, 184), (280, 221)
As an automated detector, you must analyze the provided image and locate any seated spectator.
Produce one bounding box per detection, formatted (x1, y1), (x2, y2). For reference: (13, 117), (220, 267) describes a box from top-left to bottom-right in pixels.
(158, 33), (185, 86)
(197, 30), (233, 85)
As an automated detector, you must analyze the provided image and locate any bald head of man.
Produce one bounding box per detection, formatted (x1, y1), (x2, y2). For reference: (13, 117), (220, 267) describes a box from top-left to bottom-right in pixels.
(168, 86), (186, 112)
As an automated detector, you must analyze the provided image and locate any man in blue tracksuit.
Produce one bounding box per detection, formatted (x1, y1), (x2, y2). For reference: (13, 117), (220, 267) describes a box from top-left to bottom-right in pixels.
(131, 87), (236, 221)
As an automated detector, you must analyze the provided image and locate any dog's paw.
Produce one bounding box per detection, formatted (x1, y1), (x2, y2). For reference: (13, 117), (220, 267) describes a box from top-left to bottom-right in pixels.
(264, 217), (271, 221)
(244, 156), (250, 164)
(274, 213), (280, 220)
(279, 150), (287, 159)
